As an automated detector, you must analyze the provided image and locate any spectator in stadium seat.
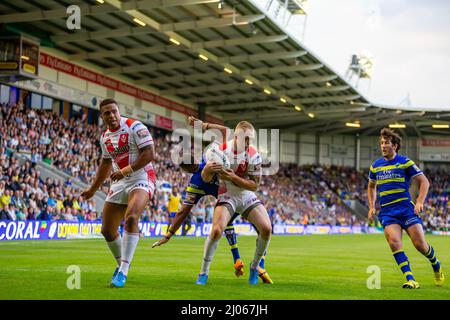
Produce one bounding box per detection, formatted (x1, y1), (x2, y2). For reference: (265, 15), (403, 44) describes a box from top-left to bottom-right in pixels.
(51, 208), (61, 221)
(72, 196), (82, 211)
(55, 194), (64, 211)
(76, 209), (85, 222)
(16, 208), (26, 221)
(9, 135), (19, 149)
(0, 205), (14, 220)
(47, 192), (57, 208)
(24, 207), (35, 220)
(86, 200), (95, 212)
(11, 190), (25, 210)
(61, 207), (70, 221)
(27, 193), (39, 212)
(79, 197), (90, 211)
(0, 181), (5, 198)
(63, 195), (74, 208)
(37, 206), (51, 221)
(141, 207), (151, 222)
(0, 189), (12, 208)
(193, 203), (206, 224)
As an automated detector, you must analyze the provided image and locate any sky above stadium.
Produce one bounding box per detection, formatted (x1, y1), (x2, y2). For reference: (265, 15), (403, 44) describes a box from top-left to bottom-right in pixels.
(274, 0), (450, 111)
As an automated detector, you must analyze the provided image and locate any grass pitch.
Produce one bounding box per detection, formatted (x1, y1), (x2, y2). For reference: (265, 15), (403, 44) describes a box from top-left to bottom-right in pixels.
(0, 234), (449, 300)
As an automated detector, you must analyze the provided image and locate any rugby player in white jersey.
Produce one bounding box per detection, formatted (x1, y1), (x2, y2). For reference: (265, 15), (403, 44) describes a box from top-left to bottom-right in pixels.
(81, 99), (156, 288)
(196, 121), (272, 285)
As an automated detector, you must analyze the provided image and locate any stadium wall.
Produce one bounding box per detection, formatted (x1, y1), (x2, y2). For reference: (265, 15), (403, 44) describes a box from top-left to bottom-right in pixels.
(279, 132), (425, 169)
(2, 47), (223, 130)
(0, 220), (382, 241)
(419, 136), (450, 166)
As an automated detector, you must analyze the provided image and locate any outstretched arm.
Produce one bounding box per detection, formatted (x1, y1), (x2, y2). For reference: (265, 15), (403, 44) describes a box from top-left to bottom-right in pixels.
(188, 116), (230, 143)
(81, 158), (112, 199)
(152, 204), (193, 248)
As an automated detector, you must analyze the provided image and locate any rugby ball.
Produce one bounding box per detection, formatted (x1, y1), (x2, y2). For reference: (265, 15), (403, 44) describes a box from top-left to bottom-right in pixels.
(205, 145), (231, 170)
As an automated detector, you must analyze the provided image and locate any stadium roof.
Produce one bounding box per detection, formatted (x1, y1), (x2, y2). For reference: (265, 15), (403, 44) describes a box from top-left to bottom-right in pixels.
(0, 0), (449, 137)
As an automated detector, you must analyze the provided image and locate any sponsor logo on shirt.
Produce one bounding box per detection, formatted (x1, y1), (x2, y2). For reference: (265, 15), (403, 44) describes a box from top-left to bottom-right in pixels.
(133, 182), (149, 189)
(378, 173), (403, 180)
(110, 145), (130, 158)
(137, 128), (150, 139)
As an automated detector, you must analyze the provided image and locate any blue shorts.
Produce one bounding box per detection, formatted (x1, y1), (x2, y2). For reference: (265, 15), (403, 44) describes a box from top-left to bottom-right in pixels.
(183, 190), (204, 206)
(183, 184), (218, 206)
(378, 202), (423, 230)
(169, 212), (177, 219)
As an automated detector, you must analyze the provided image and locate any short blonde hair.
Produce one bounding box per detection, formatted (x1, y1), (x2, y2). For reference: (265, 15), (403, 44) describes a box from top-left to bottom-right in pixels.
(235, 121), (255, 138)
(235, 121), (255, 132)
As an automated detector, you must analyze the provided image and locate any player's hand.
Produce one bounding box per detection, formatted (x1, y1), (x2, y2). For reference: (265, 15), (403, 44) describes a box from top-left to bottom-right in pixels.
(368, 207), (375, 224)
(414, 201), (424, 215)
(80, 188), (95, 200)
(110, 171), (125, 182)
(204, 162), (223, 174)
(219, 168), (235, 181)
(152, 236), (170, 248)
(188, 116), (201, 127)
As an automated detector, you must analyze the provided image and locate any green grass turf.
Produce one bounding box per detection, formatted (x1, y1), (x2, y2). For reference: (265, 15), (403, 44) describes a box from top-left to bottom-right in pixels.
(0, 234), (449, 300)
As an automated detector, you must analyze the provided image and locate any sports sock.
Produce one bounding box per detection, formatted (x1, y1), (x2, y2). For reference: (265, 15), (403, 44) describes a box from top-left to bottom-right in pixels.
(393, 250), (415, 281)
(200, 236), (219, 275)
(258, 251), (267, 269)
(251, 235), (270, 270)
(423, 243), (441, 272)
(118, 231), (140, 276)
(224, 224), (240, 263)
(106, 234), (122, 266)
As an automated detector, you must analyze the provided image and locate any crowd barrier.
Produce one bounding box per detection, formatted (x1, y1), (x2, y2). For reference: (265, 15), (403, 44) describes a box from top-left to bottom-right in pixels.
(0, 220), (384, 241)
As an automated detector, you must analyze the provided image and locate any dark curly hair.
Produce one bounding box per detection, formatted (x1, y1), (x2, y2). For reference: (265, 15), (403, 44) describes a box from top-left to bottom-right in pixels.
(380, 128), (402, 152)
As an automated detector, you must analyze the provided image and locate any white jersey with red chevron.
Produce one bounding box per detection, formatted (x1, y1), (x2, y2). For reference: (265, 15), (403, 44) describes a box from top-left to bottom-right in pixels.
(218, 140), (262, 195)
(100, 117), (156, 183)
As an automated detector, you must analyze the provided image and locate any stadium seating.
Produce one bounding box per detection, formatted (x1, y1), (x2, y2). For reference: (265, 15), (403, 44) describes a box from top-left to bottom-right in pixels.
(422, 169), (450, 231)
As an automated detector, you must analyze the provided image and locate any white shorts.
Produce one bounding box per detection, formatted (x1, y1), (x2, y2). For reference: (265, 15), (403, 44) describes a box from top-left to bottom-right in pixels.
(106, 175), (155, 205)
(216, 191), (262, 218)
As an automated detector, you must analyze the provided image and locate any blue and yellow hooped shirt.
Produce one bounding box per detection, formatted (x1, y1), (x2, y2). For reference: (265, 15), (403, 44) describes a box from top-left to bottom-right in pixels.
(368, 154), (423, 210)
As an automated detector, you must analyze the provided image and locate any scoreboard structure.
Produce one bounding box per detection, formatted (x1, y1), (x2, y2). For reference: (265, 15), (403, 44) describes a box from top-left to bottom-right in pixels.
(0, 35), (39, 82)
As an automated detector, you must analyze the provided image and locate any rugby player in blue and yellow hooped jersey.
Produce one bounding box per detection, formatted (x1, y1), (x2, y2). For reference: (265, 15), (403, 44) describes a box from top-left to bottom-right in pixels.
(367, 128), (444, 289)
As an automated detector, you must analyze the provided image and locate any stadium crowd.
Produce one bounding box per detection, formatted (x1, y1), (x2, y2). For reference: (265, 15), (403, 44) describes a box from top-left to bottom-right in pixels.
(0, 101), (102, 185)
(422, 169), (449, 231)
(1, 102), (448, 230)
(315, 165), (449, 231)
(313, 165), (369, 206)
(0, 147), (97, 221)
